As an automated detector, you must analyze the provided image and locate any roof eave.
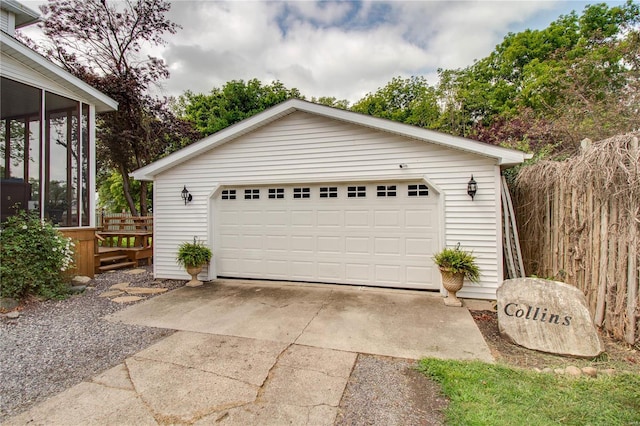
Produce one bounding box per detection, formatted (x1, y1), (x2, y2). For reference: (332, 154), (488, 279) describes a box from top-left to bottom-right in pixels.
(2, 0), (40, 28)
(131, 103), (299, 181)
(0, 32), (118, 112)
(297, 101), (531, 164)
(131, 99), (530, 180)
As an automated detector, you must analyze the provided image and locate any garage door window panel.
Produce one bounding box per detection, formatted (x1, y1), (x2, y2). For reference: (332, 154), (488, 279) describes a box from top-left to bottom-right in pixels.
(347, 186), (366, 198)
(320, 187), (338, 198)
(408, 184), (429, 197)
(377, 185), (396, 197)
(268, 188), (284, 199)
(221, 189), (236, 200)
(244, 189), (260, 199)
(293, 187), (310, 199)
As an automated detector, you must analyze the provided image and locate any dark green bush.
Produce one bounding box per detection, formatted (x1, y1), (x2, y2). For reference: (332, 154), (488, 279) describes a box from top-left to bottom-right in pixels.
(0, 210), (75, 300)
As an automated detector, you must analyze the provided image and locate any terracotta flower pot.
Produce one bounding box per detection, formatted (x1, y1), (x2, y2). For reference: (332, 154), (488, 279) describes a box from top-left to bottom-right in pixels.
(185, 265), (204, 287)
(440, 268), (464, 307)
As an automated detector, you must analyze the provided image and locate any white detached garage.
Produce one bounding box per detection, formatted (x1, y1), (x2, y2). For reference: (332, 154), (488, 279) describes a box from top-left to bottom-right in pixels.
(131, 99), (529, 300)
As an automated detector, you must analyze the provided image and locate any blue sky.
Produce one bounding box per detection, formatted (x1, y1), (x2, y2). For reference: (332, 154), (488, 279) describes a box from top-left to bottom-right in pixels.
(20, 1), (628, 103)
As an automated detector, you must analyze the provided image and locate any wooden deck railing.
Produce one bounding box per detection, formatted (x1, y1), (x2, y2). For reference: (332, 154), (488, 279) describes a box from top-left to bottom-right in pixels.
(95, 215), (154, 272)
(98, 215), (153, 248)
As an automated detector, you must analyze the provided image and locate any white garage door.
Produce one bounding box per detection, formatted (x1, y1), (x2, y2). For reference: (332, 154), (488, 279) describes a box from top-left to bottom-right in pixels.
(214, 182), (440, 289)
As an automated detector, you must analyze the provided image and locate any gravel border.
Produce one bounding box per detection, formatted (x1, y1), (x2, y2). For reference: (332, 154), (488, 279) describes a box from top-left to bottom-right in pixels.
(336, 354), (447, 425)
(0, 267), (184, 421)
(1, 269), (449, 424)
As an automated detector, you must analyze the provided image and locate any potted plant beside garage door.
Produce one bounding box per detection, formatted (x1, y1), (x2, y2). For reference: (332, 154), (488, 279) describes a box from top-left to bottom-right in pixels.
(176, 237), (212, 287)
(433, 245), (479, 307)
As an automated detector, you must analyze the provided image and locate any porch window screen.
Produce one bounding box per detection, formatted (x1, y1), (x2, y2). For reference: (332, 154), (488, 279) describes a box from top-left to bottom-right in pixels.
(1, 77), (89, 227)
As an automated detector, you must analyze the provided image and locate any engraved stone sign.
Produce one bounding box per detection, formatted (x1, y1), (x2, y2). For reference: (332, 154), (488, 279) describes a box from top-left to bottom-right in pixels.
(497, 278), (604, 358)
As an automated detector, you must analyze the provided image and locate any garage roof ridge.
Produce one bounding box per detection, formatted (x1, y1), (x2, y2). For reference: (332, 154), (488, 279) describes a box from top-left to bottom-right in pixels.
(131, 98), (531, 181)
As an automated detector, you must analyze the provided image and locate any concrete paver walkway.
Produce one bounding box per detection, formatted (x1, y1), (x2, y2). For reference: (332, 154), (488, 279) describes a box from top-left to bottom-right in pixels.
(6, 280), (493, 425)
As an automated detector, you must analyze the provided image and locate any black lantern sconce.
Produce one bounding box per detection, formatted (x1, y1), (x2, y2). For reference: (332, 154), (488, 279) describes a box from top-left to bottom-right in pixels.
(181, 186), (193, 205)
(467, 175), (477, 200)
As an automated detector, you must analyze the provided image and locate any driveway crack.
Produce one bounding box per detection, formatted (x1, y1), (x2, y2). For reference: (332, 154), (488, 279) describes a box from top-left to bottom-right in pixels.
(123, 359), (161, 425)
(293, 289), (334, 344)
(255, 289), (334, 402)
(130, 355), (261, 389)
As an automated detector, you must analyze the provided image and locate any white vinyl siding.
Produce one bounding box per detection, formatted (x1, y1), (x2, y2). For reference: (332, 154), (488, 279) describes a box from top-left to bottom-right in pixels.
(153, 111), (503, 299)
(0, 53), (86, 102)
(1, 10), (11, 34)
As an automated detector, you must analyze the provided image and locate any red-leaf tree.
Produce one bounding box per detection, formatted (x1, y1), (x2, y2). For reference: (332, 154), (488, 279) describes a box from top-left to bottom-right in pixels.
(33, 0), (200, 215)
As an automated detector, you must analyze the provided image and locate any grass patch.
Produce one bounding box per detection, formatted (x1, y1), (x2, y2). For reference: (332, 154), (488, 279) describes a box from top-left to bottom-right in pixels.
(418, 358), (640, 425)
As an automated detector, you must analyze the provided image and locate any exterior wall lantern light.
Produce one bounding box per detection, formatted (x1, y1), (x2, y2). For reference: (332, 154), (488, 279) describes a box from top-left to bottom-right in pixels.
(467, 175), (477, 200)
(181, 186), (193, 205)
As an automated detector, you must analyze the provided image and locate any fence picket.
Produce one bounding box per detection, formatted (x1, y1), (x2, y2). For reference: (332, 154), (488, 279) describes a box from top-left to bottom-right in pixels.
(514, 132), (639, 345)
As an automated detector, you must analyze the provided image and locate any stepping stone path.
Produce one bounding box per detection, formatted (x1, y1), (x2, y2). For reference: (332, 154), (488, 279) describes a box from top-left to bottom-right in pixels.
(99, 281), (168, 304)
(124, 288), (168, 295)
(112, 296), (144, 304)
(99, 290), (124, 298)
(125, 269), (147, 275)
(110, 282), (131, 290)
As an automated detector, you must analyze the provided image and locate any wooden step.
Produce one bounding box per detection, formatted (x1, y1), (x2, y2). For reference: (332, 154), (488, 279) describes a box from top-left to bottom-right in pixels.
(100, 255), (128, 264)
(98, 261), (136, 272)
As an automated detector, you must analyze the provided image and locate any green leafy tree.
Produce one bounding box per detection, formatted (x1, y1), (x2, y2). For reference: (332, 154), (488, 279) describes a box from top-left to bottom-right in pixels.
(310, 96), (350, 110)
(350, 76), (440, 128)
(177, 79), (303, 136)
(98, 169), (152, 213)
(444, 0), (640, 152)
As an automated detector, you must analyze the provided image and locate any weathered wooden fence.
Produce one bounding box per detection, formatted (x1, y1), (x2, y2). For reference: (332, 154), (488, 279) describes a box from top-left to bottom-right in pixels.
(513, 133), (639, 345)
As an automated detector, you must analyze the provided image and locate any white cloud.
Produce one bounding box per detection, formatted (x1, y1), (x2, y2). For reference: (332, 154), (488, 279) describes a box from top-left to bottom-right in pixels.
(19, 0), (594, 104)
(284, 1), (355, 26)
(156, 0), (567, 102)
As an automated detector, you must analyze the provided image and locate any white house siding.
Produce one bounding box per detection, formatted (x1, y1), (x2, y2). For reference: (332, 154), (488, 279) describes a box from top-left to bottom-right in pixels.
(153, 111), (503, 299)
(1, 10), (11, 34)
(1, 53), (83, 101)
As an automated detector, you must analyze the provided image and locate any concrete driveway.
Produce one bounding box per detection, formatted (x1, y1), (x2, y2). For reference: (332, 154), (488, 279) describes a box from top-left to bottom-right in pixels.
(6, 280), (493, 425)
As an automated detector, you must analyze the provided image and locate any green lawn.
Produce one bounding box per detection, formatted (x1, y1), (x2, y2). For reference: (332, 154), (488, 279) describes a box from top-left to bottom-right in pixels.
(418, 358), (640, 426)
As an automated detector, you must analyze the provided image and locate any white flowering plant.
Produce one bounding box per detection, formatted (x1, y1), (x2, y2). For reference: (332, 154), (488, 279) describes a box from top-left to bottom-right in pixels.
(0, 210), (76, 300)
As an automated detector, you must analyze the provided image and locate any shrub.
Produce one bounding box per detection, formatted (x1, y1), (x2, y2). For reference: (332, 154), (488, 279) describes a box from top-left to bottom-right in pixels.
(0, 210), (75, 300)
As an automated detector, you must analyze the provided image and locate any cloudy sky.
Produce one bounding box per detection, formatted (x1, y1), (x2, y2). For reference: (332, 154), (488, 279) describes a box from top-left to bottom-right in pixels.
(20, 0), (626, 103)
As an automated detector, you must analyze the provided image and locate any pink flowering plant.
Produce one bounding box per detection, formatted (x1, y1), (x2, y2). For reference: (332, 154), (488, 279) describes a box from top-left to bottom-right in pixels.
(0, 210), (75, 300)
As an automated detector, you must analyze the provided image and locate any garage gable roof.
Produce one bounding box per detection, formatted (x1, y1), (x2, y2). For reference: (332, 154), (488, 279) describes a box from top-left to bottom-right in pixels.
(131, 99), (531, 181)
